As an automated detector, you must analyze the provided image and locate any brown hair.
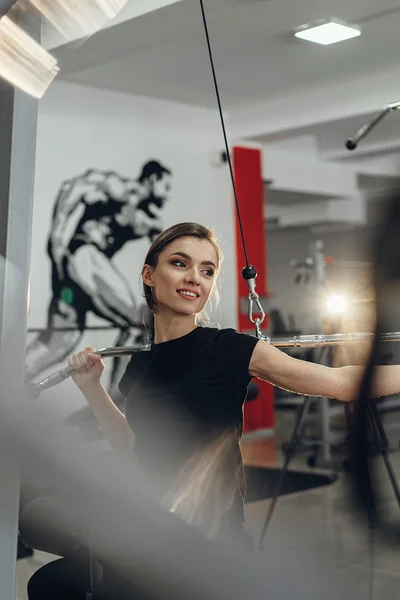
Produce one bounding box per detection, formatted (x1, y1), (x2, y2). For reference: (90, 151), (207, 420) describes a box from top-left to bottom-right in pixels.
(142, 222), (222, 314)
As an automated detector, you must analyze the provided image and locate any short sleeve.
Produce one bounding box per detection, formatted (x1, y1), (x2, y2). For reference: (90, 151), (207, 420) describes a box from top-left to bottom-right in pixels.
(215, 329), (259, 381)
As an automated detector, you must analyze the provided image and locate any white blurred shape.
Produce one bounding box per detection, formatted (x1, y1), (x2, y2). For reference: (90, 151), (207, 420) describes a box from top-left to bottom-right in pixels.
(0, 14), (58, 97)
(28, 0), (128, 40)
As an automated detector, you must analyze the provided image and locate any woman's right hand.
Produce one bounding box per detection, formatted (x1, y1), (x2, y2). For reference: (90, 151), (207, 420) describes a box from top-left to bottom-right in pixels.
(68, 347), (105, 391)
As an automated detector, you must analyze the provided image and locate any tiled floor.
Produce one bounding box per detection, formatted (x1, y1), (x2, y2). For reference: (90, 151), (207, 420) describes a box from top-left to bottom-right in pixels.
(16, 413), (400, 599)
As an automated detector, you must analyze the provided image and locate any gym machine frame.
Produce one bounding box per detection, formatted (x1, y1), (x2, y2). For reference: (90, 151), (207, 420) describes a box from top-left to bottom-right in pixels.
(0, 7), (39, 599)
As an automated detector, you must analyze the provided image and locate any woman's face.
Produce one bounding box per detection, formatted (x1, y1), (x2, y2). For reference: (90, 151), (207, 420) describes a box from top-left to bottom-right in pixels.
(143, 236), (219, 317)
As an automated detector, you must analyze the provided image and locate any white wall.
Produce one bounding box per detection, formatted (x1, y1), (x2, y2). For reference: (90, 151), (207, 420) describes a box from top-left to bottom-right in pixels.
(28, 81), (236, 414)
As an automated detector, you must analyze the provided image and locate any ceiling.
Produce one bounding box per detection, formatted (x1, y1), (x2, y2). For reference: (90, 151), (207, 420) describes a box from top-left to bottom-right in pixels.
(267, 190), (334, 205)
(46, 0), (400, 221)
(255, 110), (400, 160)
(54, 0), (400, 111)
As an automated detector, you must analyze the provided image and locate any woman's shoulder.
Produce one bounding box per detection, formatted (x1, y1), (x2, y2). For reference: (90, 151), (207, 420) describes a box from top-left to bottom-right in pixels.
(197, 325), (253, 337)
(197, 326), (259, 348)
(196, 327), (259, 374)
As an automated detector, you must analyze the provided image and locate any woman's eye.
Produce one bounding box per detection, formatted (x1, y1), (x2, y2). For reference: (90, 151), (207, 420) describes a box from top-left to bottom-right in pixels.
(172, 260), (186, 267)
(203, 270), (215, 277)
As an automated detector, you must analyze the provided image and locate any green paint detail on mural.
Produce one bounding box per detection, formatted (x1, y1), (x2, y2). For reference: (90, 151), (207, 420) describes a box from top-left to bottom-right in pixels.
(61, 287), (74, 305)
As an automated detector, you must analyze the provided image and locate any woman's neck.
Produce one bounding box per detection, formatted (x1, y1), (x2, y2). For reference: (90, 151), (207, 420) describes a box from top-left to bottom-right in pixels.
(153, 314), (198, 344)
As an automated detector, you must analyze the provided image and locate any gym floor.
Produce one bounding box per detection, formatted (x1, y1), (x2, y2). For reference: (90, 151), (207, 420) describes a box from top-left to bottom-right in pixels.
(16, 413), (400, 600)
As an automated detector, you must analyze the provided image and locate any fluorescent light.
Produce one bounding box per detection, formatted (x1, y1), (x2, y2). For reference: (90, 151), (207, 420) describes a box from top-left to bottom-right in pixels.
(295, 20), (361, 46)
(28, 0), (128, 40)
(0, 15), (59, 98)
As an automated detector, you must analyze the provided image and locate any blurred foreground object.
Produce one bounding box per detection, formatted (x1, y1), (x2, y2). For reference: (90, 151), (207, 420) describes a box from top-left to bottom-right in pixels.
(0, 0), (127, 97)
(28, 0), (128, 40)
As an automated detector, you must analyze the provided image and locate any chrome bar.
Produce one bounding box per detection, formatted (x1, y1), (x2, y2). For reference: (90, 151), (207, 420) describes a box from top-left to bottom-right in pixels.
(346, 105), (393, 150)
(28, 332), (400, 398)
(27, 345), (150, 397)
(96, 345), (150, 357)
(264, 332), (400, 347)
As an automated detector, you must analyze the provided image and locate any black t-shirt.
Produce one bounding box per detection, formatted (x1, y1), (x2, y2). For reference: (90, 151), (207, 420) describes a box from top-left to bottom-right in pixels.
(119, 326), (259, 540)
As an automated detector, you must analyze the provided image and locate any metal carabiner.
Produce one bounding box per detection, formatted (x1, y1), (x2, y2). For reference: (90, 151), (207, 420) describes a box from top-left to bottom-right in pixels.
(254, 318), (262, 340)
(242, 265), (266, 339)
(248, 292), (266, 338)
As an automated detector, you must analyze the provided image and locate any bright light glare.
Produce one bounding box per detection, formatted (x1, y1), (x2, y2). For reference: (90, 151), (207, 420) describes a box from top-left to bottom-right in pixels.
(295, 22), (361, 46)
(326, 294), (349, 314)
(0, 15), (59, 98)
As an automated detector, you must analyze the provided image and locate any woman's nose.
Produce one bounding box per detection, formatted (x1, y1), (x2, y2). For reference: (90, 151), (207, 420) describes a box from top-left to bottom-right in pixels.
(185, 268), (200, 285)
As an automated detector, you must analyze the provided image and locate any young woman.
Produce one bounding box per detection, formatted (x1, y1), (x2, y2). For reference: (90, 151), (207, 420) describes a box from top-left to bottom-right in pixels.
(68, 222), (400, 546)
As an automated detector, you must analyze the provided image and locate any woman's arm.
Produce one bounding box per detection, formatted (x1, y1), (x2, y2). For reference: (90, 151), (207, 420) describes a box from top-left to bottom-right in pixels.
(249, 340), (400, 402)
(82, 382), (130, 452)
(69, 348), (130, 452)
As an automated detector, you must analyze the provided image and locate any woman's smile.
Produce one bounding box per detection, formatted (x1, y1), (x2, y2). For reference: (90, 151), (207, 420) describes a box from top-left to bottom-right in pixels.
(176, 288), (200, 301)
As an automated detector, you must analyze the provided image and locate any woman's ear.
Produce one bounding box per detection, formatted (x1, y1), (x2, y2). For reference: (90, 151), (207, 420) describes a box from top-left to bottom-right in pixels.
(142, 264), (154, 288)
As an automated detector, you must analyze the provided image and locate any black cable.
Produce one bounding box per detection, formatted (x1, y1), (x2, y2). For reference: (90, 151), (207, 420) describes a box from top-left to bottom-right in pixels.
(198, 0), (250, 268)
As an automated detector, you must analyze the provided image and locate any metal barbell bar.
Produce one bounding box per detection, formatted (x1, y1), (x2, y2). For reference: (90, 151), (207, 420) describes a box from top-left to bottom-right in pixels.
(27, 331), (400, 398)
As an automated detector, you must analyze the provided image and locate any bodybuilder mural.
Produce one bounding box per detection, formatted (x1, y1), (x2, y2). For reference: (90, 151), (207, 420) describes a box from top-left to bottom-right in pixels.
(26, 160), (172, 384)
